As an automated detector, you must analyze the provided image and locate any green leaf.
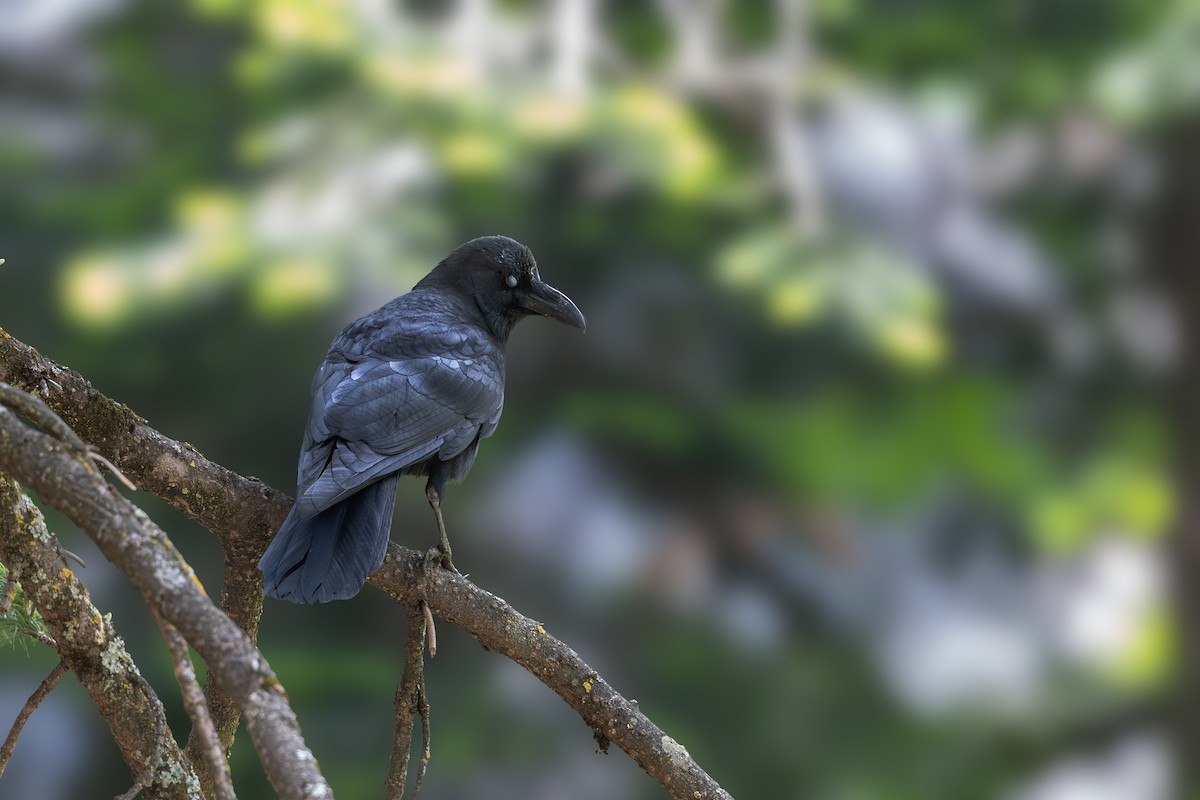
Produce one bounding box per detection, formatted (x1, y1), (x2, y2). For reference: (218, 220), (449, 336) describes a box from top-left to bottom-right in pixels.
(0, 561), (52, 654)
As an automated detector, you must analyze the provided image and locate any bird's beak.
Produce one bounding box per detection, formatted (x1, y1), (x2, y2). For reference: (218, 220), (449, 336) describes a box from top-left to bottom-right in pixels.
(520, 278), (587, 332)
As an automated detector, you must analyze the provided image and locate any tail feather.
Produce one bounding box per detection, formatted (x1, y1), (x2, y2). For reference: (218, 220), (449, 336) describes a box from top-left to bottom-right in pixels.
(260, 474), (400, 603)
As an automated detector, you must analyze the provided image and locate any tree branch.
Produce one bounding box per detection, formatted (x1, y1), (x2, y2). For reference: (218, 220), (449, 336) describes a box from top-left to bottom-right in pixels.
(0, 660), (68, 781)
(185, 543), (264, 795)
(0, 478), (200, 800)
(0, 329), (281, 783)
(370, 552), (731, 800)
(156, 616), (237, 800)
(0, 328), (733, 800)
(0, 397), (330, 800)
(384, 599), (431, 800)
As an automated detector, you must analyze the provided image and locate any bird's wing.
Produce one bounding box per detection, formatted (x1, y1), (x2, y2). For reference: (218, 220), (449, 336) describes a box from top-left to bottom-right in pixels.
(294, 346), (503, 517)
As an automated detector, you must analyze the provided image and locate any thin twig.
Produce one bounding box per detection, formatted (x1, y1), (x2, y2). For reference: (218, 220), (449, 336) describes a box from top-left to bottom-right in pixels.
(115, 771), (151, 800)
(0, 660), (68, 779)
(384, 604), (431, 800)
(89, 448), (137, 492)
(422, 600), (436, 658)
(184, 544), (263, 795)
(413, 681), (430, 800)
(30, 630), (57, 651)
(156, 615), (237, 800)
(56, 543), (87, 569)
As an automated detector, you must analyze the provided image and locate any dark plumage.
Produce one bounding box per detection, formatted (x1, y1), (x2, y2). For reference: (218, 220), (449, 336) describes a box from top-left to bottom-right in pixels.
(260, 236), (585, 603)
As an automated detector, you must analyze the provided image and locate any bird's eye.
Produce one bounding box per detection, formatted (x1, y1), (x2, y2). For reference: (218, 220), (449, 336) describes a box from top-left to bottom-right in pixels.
(505, 274), (518, 288)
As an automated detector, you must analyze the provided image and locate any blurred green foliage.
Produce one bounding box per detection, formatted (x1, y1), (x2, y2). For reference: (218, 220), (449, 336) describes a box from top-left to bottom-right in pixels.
(0, 0), (1189, 798)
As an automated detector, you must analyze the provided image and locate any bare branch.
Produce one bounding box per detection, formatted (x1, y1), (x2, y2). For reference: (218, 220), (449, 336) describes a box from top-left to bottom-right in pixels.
(422, 600), (436, 658)
(384, 601), (431, 800)
(0, 397), (330, 800)
(0, 660), (68, 780)
(0, 478), (199, 800)
(371, 552), (733, 800)
(184, 544), (264, 796)
(56, 544), (87, 569)
(0, 331), (280, 774)
(157, 617), (237, 800)
(0, 328), (734, 800)
(88, 447), (138, 491)
(29, 630), (57, 650)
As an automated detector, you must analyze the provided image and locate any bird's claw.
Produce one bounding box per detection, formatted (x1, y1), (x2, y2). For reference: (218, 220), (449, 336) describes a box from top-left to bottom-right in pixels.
(423, 547), (440, 569)
(425, 545), (459, 574)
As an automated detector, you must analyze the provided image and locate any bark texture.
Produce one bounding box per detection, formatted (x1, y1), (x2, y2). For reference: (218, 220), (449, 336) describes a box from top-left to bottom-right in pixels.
(0, 403), (330, 800)
(0, 328), (280, 793)
(0, 477), (200, 800)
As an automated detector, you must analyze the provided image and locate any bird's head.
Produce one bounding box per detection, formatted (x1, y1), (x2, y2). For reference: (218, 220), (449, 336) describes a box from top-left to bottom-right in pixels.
(421, 236), (587, 341)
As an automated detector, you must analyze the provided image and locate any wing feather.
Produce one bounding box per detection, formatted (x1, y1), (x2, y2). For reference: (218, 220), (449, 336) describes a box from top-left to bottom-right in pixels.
(293, 344), (503, 517)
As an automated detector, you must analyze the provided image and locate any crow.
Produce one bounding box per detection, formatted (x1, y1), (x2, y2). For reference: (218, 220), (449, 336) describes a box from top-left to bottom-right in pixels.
(259, 236), (585, 603)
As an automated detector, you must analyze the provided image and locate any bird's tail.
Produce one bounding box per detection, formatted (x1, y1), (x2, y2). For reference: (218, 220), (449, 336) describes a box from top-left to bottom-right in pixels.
(259, 474), (400, 603)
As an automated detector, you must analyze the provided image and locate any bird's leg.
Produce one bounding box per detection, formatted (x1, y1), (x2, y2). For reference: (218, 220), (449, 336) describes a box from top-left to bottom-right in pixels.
(425, 485), (458, 573)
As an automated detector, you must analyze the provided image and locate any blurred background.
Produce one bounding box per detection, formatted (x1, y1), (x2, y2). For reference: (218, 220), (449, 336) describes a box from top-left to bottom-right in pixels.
(2, 0), (1197, 798)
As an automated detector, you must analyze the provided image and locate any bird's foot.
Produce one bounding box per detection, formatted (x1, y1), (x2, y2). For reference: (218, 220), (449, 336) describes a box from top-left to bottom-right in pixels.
(422, 546), (439, 569)
(439, 544), (459, 574)
(424, 546), (459, 575)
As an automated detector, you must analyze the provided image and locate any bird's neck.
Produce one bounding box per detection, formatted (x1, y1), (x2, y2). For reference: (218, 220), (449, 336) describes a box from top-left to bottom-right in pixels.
(471, 295), (521, 344)
(412, 279), (519, 345)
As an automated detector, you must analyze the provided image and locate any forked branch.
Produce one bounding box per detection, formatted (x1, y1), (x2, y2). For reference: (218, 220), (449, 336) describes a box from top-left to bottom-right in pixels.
(384, 600), (431, 800)
(0, 391), (329, 800)
(0, 329), (733, 800)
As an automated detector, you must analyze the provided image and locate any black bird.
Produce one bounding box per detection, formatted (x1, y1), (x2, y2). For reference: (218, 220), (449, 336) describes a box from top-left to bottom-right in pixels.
(259, 236), (585, 603)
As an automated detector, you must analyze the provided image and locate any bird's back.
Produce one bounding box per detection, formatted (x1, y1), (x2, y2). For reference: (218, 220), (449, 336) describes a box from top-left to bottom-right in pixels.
(294, 288), (507, 518)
